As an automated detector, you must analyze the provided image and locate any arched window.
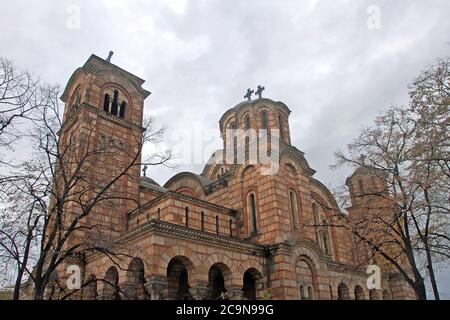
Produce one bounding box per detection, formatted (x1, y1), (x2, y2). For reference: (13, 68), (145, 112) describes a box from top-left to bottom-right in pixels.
(119, 101), (127, 118)
(111, 90), (119, 116)
(289, 190), (299, 229)
(261, 111), (268, 130)
(308, 286), (314, 300)
(248, 193), (258, 235)
(231, 123), (237, 164)
(278, 114), (284, 140)
(245, 116), (251, 130)
(312, 203), (319, 242)
(322, 219), (330, 255)
(103, 93), (110, 112)
(185, 207), (189, 227)
(299, 285), (306, 300)
(337, 283), (350, 300)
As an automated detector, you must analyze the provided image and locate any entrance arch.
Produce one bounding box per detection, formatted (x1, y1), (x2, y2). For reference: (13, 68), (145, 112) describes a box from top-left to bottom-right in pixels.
(208, 263), (232, 299)
(103, 266), (121, 300)
(125, 258), (149, 300)
(337, 282), (350, 300)
(167, 256), (194, 300)
(242, 268), (263, 300)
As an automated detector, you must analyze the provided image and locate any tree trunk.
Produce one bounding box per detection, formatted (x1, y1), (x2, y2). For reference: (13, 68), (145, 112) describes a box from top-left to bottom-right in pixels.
(427, 262), (440, 300)
(413, 279), (427, 300)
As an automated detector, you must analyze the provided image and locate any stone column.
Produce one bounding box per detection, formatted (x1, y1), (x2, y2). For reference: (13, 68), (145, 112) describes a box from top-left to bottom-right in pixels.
(190, 283), (210, 301)
(145, 276), (167, 300)
(228, 286), (244, 300)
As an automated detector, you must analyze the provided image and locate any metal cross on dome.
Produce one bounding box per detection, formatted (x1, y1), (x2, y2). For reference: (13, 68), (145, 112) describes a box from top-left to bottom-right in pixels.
(142, 164), (148, 177)
(255, 85), (265, 99)
(106, 51), (114, 62)
(244, 88), (254, 101)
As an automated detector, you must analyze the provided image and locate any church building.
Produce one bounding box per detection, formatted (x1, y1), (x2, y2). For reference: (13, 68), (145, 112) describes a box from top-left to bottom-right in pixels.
(42, 54), (415, 300)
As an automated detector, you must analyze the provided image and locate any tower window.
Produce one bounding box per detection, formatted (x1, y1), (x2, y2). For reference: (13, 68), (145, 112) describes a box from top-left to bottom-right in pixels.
(103, 89), (128, 119)
(261, 111), (268, 130)
(119, 102), (127, 119)
(111, 90), (119, 116)
(103, 93), (110, 112)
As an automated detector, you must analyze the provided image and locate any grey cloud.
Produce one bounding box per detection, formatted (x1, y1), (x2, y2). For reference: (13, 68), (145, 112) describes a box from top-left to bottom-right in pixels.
(1, 0), (449, 298)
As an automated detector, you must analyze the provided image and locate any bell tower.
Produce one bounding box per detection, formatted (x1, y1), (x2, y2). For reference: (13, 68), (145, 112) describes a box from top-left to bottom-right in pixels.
(59, 54), (151, 241)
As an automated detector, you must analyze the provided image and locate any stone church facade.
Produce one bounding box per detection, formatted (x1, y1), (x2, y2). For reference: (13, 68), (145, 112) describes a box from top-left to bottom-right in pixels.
(47, 54), (415, 300)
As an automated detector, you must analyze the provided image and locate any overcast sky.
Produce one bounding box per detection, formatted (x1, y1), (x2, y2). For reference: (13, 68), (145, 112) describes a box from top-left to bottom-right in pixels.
(0, 0), (449, 298)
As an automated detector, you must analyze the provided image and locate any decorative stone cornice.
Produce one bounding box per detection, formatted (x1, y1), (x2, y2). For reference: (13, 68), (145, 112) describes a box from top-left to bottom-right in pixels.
(115, 219), (267, 254)
(326, 260), (367, 277)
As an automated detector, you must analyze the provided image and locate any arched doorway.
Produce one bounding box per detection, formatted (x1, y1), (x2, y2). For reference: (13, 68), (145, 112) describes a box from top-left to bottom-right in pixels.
(83, 274), (98, 300)
(125, 258), (149, 300)
(354, 285), (365, 300)
(369, 289), (380, 300)
(208, 263), (231, 299)
(242, 268), (263, 300)
(167, 256), (193, 300)
(337, 282), (350, 300)
(104, 266), (121, 300)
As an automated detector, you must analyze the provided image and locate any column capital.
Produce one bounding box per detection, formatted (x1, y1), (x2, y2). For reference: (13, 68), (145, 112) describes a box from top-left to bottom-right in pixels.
(190, 283), (210, 301)
(145, 276), (167, 300)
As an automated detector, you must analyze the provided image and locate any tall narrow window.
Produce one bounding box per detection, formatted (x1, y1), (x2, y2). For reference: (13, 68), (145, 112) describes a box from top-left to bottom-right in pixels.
(185, 207), (189, 227)
(244, 116), (251, 161)
(323, 219), (330, 255)
(245, 116), (251, 130)
(157, 208), (161, 220)
(289, 190), (299, 229)
(300, 285), (306, 300)
(201, 211), (205, 231)
(111, 90), (119, 116)
(119, 101), (127, 118)
(313, 203), (319, 242)
(103, 94), (110, 112)
(216, 215), (219, 235)
(231, 123), (237, 164)
(248, 193), (258, 235)
(278, 114), (284, 141)
(261, 111), (268, 130)
(229, 219), (233, 237)
(308, 286), (314, 300)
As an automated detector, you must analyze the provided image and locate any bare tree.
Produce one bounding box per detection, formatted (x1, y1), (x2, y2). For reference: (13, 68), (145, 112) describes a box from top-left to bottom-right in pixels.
(331, 97), (449, 300)
(0, 58), (43, 157)
(0, 84), (171, 300)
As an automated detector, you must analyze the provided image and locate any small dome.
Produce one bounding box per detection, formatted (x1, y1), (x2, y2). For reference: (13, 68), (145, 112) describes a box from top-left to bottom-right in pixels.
(141, 176), (160, 186)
